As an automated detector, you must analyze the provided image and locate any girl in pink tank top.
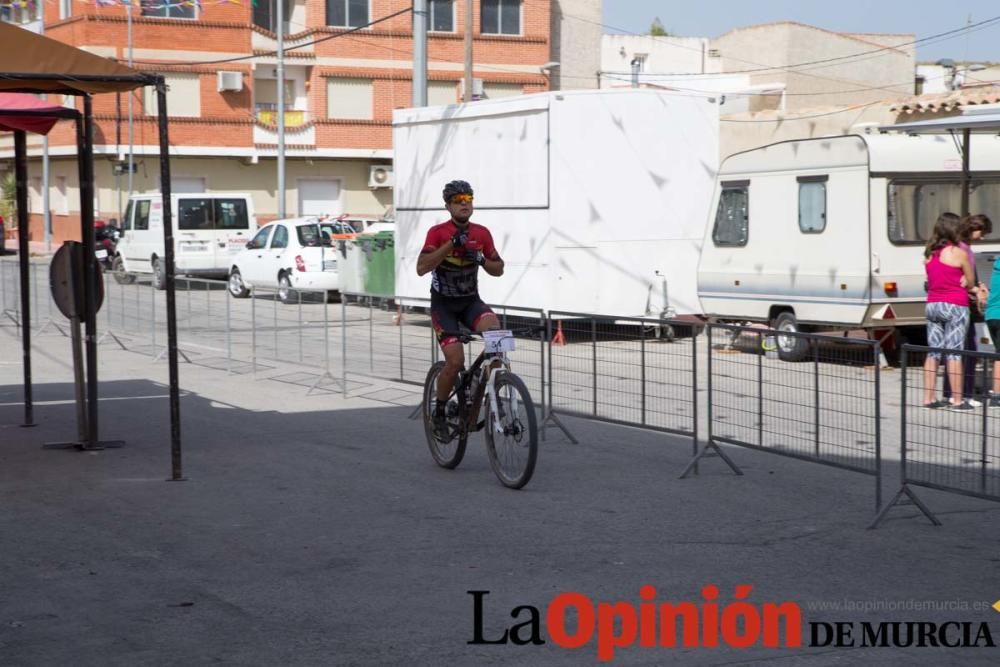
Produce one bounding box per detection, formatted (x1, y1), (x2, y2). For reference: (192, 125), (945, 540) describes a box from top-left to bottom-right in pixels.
(922, 214), (975, 410)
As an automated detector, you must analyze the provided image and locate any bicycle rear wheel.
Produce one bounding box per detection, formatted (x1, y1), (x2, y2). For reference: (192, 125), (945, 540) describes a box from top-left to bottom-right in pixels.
(422, 361), (467, 469)
(484, 372), (538, 489)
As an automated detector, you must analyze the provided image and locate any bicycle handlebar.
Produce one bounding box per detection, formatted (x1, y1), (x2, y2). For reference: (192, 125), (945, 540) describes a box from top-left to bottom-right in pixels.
(440, 325), (545, 344)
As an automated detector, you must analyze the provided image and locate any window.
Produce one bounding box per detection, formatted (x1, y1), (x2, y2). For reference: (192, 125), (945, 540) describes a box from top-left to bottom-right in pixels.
(122, 201), (133, 231)
(178, 199), (212, 230)
(326, 0), (368, 28)
(255, 78), (295, 110)
(253, 0), (290, 33)
(249, 227), (273, 249)
(270, 225), (289, 249)
(327, 77), (374, 120)
(141, 1), (195, 19)
(215, 199), (250, 230)
(428, 81), (458, 106)
(297, 224), (324, 247)
(144, 74), (201, 117)
(888, 179), (1000, 244)
(430, 0), (454, 32)
(481, 0), (520, 35)
(712, 181), (749, 246)
(0, 1), (40, 24)
(798, 176), (827, 233)
(55, 177), (69, 216)
(28, 177), (41, 213)
(59, 0), (72, 20)
(484, 82), (522, 99)
(134, 200), (151, 231)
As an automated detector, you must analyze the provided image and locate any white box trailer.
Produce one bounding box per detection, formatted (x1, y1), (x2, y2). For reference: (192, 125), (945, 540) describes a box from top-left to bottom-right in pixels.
(393, 89), (720, 319)
(697, 133), (1000, 359)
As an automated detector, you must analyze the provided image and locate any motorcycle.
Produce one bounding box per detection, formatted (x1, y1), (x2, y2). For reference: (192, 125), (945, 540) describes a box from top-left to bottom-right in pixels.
(94, 219), (120, 270)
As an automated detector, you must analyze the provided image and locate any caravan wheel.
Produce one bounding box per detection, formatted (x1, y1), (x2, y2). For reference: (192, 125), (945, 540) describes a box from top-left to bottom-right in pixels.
(773, 312), (809, 362)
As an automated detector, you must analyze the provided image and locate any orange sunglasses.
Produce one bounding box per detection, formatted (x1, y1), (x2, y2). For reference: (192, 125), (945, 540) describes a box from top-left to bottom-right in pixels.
(449, 193), (474, 204)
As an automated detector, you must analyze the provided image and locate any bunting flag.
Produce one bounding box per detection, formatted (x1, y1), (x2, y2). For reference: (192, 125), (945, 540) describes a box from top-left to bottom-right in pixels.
(70, 0), (247, 8)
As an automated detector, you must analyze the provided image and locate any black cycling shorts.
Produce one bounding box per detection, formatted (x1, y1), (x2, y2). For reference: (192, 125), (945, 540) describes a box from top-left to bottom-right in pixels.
(430, 293), (495, 348)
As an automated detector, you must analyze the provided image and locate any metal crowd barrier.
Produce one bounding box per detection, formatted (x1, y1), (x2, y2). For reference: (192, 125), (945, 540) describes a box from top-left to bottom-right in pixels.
(689, 324), (883, 513)
(872, 344), (1000, 527)
(0, 258), (21, 328)
(546, 311), (699, 449)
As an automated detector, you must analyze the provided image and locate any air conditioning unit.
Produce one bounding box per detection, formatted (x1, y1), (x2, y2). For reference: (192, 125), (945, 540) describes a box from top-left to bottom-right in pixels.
(217, 71), (243, 92)
(368, 165), (394, 189)
(459, 78), (485, 101)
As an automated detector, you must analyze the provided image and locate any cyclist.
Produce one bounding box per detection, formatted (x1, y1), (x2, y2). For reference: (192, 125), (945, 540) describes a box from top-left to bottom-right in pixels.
(416, 180), (505, 436)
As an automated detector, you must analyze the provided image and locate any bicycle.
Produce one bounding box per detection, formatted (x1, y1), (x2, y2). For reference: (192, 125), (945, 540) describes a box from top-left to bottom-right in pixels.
(421, 327), (539, 489)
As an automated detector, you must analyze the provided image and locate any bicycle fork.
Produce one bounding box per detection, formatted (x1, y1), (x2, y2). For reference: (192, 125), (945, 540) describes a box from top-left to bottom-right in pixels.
(484, 361), (518, 436)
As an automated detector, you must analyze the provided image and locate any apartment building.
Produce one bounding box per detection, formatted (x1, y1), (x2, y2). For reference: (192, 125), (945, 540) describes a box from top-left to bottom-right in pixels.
(1, 0), (552, 244)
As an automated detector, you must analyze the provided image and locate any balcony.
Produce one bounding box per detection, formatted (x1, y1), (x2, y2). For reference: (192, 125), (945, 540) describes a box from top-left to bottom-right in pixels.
(253, 105), (315, 146)
(255, 104), (309, 128)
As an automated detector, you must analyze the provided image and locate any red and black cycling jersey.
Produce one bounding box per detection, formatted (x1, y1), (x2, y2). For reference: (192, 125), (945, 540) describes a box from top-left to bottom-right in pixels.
(421, 220), (500, 298)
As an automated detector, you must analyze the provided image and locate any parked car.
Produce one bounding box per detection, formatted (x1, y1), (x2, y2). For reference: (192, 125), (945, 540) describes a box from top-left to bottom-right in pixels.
(227, 217), (339, 303)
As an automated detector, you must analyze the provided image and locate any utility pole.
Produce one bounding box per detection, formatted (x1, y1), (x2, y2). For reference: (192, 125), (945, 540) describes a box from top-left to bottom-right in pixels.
(412, 0), (427, 106)
(277, 0), (286, 219)
(463, 0), (473, 101)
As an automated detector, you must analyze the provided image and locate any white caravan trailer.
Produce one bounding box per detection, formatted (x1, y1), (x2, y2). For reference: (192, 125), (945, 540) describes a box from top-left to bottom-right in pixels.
(697, 133), (1000, 359)
(113, 192), (257, 289)
(393, 89), (719, 319)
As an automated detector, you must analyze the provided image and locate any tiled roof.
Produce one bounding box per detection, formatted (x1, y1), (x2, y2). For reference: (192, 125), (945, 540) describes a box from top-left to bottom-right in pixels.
(891, 85), (1000, 113)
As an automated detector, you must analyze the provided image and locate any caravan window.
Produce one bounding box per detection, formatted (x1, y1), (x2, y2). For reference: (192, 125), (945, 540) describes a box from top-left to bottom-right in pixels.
(888, 179), (1000, 244)
(712, 181), (749, 247)
(798, 176), (827, 233)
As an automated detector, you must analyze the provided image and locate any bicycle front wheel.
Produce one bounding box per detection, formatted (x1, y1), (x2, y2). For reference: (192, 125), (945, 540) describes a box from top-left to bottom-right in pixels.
(422, 361), (467, 469)
(484, 372), (538, 489)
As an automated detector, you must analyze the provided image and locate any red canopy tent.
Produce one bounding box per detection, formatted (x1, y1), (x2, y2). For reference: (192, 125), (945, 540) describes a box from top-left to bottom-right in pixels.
(0, 93), (69, 135)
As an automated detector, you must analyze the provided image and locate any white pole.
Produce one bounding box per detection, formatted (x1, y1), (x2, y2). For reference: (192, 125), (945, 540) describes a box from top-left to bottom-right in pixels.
(412, 0), (427, 106)
(277, 0), (286, 219)
(463, 0), (473, 102)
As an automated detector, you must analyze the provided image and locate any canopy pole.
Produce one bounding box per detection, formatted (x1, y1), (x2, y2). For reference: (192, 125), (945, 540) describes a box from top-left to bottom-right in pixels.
(156, 80), (183, 482)
(78, 95), (100, 447)
(961, 127), (971, 216)
(14, 130), (35, 428)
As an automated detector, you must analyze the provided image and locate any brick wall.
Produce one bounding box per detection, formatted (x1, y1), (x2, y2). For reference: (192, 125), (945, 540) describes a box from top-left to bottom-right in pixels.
(40, 1), (551, 153)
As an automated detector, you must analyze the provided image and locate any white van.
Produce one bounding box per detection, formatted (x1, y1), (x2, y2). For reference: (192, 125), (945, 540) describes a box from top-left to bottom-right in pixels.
(697, 133), (1000, 360)
(112, 192), (257, 289)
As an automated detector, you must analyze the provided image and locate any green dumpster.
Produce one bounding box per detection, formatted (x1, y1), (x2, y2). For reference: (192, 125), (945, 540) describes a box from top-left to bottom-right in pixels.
(362, 231), (395, 297)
